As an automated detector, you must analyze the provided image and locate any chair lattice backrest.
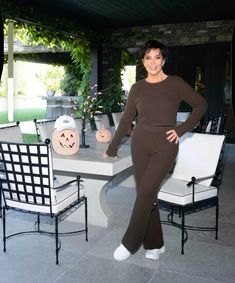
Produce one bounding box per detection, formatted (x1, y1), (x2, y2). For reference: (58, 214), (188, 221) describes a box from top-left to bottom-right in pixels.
(209, 114), (227, 134)
(172, 132), (225, 186)
(0, 141), (54, 213)
(196, 113), (227, 135)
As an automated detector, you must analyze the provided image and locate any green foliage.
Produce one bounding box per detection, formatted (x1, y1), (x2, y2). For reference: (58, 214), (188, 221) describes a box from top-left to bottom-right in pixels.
(60, 65), (82, 96)
(70, 44), (91, 87)
(98, 83), (125, 113)
(3, 20), (133, 116)
(75, 84), (102, 120)
(36, 65), (65, 92)
(14, 21), (71, 50)
(10, 20), (91, 93)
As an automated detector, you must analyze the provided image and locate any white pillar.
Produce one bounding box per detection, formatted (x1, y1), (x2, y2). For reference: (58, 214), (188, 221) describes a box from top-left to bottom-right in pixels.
(7, 21), (14, 122)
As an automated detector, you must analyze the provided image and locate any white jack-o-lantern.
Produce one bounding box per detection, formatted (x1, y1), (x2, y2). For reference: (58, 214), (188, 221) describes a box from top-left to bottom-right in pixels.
(52, 115), (79, 155)
(96, 127), (112, 143)
(52, 129), (79, 155)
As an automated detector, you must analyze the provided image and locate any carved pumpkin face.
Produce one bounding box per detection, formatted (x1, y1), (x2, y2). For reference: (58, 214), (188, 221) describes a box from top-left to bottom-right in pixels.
(52, 129), (79, 155)
(96, 128), (112, 143)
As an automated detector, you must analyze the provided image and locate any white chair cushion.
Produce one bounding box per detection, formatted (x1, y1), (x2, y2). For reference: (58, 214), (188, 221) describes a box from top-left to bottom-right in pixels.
(51, 184), (85, 214)
(158, 178), (218, 206)
(5, 183), (85, 215)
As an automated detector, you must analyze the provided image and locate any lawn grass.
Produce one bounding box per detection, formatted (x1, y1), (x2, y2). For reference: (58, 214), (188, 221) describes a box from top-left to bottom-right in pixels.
(0, 108), (46, 124)
(0, 108), (45, 143)
(22, 133), (39, 143)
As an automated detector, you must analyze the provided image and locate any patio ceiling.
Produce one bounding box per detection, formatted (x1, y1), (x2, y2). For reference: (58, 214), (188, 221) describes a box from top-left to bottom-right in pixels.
(1, 0), (235, 33)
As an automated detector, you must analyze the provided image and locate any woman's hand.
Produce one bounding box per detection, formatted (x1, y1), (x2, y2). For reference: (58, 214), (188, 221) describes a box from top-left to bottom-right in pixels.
(101, 152), (119, 159)
(102, 152), (109, 158)
(166, 129), (179, 144)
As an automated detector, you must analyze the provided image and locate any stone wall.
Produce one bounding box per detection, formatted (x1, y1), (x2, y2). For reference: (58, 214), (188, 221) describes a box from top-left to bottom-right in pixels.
(102, 20), (234, 87)
(109, 20), (234, 49)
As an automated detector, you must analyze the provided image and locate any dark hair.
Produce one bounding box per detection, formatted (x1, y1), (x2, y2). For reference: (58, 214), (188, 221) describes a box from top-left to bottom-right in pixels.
(141, 40), (169, 62)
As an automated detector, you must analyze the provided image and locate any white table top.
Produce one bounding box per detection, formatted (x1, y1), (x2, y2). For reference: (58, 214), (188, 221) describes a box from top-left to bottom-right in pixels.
(52, 132), (132, 176)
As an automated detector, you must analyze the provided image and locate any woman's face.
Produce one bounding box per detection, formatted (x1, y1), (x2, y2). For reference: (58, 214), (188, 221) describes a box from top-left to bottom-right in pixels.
(142, 48), (165, 77)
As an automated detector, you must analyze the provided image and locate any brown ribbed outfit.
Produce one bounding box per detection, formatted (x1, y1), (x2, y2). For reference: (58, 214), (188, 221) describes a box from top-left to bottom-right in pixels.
(106, 75), (207, 253)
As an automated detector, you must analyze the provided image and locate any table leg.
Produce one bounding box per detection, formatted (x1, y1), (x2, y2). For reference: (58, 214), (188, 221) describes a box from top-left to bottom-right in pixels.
(64, 176), (113, 228)
(84, 178), (113, 227)
(55, 167), (133, 228)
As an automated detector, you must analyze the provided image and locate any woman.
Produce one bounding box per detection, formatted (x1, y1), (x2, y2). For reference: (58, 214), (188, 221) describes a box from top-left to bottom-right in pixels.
(103, 40), (207, 261)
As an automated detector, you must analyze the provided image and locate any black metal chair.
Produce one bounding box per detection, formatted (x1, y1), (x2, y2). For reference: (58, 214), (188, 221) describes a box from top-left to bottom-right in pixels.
(0, 140), (88, 264)
(158, 132), (225, 254)
(33, 118), (56, 142)
(194, 113), (227, 135)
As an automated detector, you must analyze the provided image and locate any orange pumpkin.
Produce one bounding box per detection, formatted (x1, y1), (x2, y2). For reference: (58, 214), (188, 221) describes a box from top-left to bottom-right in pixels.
(52, 128), (79, 155)
(96, 127), (112, 143)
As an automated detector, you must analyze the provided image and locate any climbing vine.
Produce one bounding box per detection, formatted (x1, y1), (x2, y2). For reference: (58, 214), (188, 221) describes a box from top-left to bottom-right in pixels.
(3, 19), (133, 115)
(5, 19), (91, 91)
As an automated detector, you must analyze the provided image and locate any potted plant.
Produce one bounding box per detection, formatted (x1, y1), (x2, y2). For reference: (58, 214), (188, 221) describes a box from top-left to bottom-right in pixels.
(95, 82), (125, 128)
(75, 84), (102, 147)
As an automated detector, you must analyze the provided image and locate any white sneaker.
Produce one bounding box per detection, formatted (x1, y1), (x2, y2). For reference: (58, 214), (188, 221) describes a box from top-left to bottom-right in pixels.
(145, 246), (165, 260)
(113, 244), (131, 261)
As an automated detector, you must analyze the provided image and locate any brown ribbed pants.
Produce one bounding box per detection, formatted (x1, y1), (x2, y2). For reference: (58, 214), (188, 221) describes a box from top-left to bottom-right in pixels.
(122, 125), (178, 253)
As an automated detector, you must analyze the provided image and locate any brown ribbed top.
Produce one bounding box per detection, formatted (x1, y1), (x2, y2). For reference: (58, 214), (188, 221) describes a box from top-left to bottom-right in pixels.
(106, 75), (207, 157)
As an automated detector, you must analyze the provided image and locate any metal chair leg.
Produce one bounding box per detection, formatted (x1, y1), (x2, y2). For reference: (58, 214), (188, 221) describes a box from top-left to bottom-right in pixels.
(3, 206), (6, 252)
(37, 213), (40, 231)
(170, 206), (174, 222)
(181, 208), (185, 255)
(55, 216), (59, 265)
(179, 207), (182, 218)
(85, 197), (88, 241)
(0, 191), (2, 218)
(215, 197), (219, 240)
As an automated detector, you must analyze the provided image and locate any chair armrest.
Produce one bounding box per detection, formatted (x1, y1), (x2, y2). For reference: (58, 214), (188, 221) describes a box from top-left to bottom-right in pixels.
(53, 175), (83, 191)
(53, 179), (77, 190)
(187, 174), (215, 203)
(187, 175), (215, 187)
